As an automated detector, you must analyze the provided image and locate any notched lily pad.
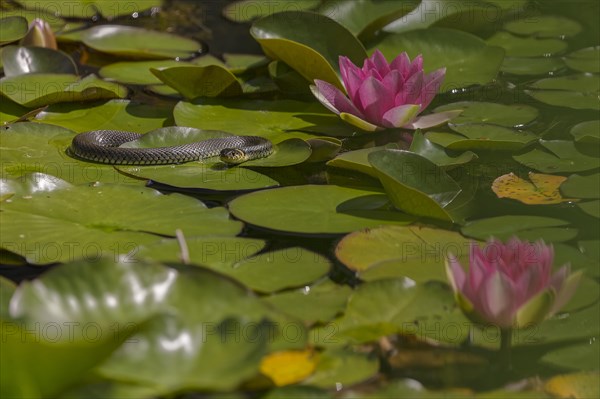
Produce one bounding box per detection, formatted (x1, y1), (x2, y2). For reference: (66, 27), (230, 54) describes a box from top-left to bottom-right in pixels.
(561, 173), (600, 199)
(409, 131), (477, 168)
(503, 15), (582, 38)
(525, 75), (600, 110)
(514, 140), (600, 173)
(0, 175), (242, 264)
(487, 31), (567, 57)
(492, 172), (575, 205)
(565, 46), (600, 73)
(15, 0), (162, 18)
(151, 65), (243, 98)
(570, 120), (600, 144)
(461, 215), (577, 242)
(0, 73), (127, 108)
(433, 101), (539, 127)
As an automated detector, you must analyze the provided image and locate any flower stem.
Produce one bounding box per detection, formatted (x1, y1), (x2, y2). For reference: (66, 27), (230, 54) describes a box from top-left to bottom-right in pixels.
(500, 328), (513, 369)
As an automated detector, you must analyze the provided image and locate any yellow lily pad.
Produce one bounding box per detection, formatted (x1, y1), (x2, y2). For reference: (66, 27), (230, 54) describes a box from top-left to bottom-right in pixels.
(545, 372), (600, 399)
(259, 349), (318, 386)
(492, 172), (577, 205)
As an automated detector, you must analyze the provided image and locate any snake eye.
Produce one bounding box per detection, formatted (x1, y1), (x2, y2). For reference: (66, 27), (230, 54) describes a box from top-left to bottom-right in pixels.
(219, 148), (247, 165)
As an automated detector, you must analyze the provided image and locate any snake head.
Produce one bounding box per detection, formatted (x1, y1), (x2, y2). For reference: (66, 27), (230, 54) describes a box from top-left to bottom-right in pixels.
(219, 148), (248, 165)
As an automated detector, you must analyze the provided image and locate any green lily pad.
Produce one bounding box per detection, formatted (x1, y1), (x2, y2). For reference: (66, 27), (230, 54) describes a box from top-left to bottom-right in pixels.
(137, 236), (266, 273)
(570, 120), (600, 144)
(5, 257), (302, 396)
(501, 56), (565, 75)
(487, 32), (567, 57)
(151, 65), (243, 98)
(173, 98), (331, 142)
(223, 0), (321, 22)
(368, 149), (461, 222)
(561, 173), (600, 199)
(1, 45), (77, 76)
(0, 74), (127, 108)
(228, 185), (414, 235)
(336, 225), (472, 283)
(262, 280), (352, 324)
(383, 0), (528, 34)
(565, 46), (600, 73)
(461, 215), (577, 243)
(35, 99), (172, 133)
(0, 16), (28, 44)
(305, 137), (342, 163)
(578, 200), (600, 218)
(302, 347), (379, 389)
(370, 28), (504, 92)
(0, 97), (29, 125)
(503, 15), (582, 38)
(228, 248), (331, 293)
(326, 144), (399, 179)
(554, 243), (600, 278)
(433, 102), (539, 127)
(426, 124), (538, 151)
(0, 175), (241, 264)
(317, 0), (419, 41)
(409, 131), (477, 168)
(250, 11), (367, 91)
(222, 53), (269, 74)
(99, 60), (198, 85)
(0, 9), (65, 32)
(61, 25), (201, 59)
(579, 240), (600, 262)
(525, 75), (600, 110)
(15, 0), (162, 18)
(0, 122), (139, 184)
(334, 278), (470, 344)
(514, 140), (600, 173)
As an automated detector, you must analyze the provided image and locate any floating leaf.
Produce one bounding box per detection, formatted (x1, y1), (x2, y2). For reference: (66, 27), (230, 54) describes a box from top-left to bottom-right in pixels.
(99, 60), (199, 85)
(35, 99), (172, 133)
(433, 101), (539, 127)
(223, 53), (269, 73)
(228, 185), (413, 235)
(260, 349), (317, 386)
(229, 248), (331, 293)
(0, 74), (127, 108)
(492, 172), (575, 205)
(514, 140), (600, 173)
(487, 32), (567, 57)
(570, 120), (600, 144)
(370, 28), (504, 92)
(525, 75), (600, 110)
(426, 124), (537, 151)
(302, 347), (379, 389)
(577, 200), (600, 218)
(461, 215), (577, 243)
(326, 144), (399, 179)
(1, 45), (77, 76)
(0, 122), (139, 185)
(409, 131), (477, 168)
(151, 65), (243, 98)
(501, 56), (565, 75)
(262, 280), (352, 324)
(223, 0), (321, 22)
(0, 175), (241, 264)
(368, 149), (461, 222)
(250, 11), (367, 91)
(61, 25), (201, 59)
(561, 173), (600, 199)
(504, 15), (582, 38)
(565, 46), (600, 73)
(335, 225), (472, 283)
(0, 16), (28, 44)
(15, 0), (162, 18)
(317, 0), (419, 41)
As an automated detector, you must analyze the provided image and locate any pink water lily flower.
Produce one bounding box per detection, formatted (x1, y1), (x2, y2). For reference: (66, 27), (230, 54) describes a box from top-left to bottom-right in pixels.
(311, 50), (451, 132)
(446, 237), (581, 329)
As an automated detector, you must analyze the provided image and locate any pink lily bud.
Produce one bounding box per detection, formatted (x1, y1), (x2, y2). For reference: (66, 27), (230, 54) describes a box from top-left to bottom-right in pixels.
(19, 18), (57, 50)
(311, 50), (446, 132)
(446, 237), (582, 329)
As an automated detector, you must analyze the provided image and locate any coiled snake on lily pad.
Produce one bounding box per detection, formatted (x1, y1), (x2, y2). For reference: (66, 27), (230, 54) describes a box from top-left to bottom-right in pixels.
(70, 130), (273, 165)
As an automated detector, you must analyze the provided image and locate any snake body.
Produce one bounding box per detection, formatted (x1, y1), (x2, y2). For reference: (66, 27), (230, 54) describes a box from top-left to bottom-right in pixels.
(70, 130), (273, 165)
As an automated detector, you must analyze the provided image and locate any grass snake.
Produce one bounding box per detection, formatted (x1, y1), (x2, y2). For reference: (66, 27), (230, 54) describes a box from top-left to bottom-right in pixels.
(70, 130), (273, 165)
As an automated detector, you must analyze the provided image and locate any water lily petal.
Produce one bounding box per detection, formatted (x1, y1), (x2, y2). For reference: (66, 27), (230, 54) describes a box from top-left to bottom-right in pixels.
(551, 269), (583, 314)
(311, 80), (365, 118)
(369, 49), (391, 77)
(390, 52), (411, 79)
(357, 76), (394, 124)
(516, 288), (556, 328)
(381, 104), (421, 128)
(479, 271), (516, 328)
(420, 68), (446, 111)
(403, 109), (461, 129)
(339, 56), (365, 102)
(400, 71), (424, 106)
(408, 54), (424, 77)
(339, 112), (383, 132)
(445, 255), (466, 293)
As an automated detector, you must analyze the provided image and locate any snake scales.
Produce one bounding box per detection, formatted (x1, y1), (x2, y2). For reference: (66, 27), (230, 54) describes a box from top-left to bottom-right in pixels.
(70, 130), (273, 165)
